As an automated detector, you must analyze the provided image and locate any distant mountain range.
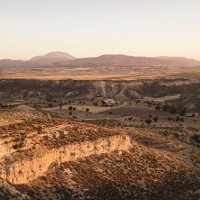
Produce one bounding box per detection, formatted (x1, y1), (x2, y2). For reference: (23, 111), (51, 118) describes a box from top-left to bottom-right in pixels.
(0, 52), (76, 69)
(156, 56), (200, 67)
(0, 52), (200, 69)
(68, 54), (200, 66)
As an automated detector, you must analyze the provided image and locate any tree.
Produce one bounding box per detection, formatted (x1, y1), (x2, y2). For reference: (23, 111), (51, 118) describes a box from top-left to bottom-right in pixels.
(46, 97), (51, 102)
(68, 106), (73, 110)
(180, 107), (187, 116)
(180, 118), (184, 122)
(168, 117), (173, 121)
(101, 100), (106, 106)
(145, 119), (152, 125)
(136, 100), (140, 104)
(69, 111), (72, 115)
(48, 104), (53, 108)
(169, 106), (176, 114)
(191, 134), (200, 143)
(155, 105), (161, 111)
(162, 103), (170, 112)
(176, 117), (180, 122)
(154, 116), (158, 122)
(128, 117), (132, 121)
(73, 107), (76, 110)
(86, 108), (89, 112)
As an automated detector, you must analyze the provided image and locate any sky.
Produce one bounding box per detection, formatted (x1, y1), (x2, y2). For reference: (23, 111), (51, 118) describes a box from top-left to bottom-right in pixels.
(0, 0), (200, 60)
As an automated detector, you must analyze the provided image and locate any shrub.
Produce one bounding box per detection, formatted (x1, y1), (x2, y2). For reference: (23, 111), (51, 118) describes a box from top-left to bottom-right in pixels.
(13, 144), (19, 149)
(174, 133), (179, 138)
(191, 135), (200, 143)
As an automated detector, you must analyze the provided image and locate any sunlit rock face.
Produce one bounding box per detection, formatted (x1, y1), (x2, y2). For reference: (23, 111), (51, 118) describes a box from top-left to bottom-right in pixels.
(0, 134), (131, 184)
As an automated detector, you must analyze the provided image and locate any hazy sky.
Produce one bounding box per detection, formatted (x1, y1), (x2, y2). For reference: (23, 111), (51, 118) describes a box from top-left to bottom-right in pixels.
(1, 0), (200, 60)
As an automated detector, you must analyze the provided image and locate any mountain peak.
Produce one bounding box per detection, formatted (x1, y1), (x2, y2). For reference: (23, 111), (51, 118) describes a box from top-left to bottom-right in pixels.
(30, 52), (76, 61)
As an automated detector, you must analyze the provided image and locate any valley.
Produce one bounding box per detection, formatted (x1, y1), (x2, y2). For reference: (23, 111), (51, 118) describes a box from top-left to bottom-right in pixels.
(1, 53), (200, 200)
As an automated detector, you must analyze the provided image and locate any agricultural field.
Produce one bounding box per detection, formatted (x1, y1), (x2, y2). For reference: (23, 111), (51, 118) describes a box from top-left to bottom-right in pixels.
(100, 106), (178, 118)
(42, 105), (113, 113)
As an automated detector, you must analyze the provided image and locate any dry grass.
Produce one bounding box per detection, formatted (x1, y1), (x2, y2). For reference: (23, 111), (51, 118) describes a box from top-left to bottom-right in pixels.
(0, 116), (22, 127)
(0, 74), (186, 80)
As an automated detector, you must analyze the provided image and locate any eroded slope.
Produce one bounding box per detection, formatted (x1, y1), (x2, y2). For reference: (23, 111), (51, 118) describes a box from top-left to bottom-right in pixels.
(0, 119), (130, 184)
(0, 119), (200, 199)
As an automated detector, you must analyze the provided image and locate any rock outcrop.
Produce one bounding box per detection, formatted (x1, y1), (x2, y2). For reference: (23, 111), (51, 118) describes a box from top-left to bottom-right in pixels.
(1, 134), (131, 184)
(0, 119), (131, 184)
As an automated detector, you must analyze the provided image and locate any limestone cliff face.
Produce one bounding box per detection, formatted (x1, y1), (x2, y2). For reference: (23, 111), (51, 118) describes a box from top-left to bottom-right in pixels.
(0, 134), (131, 184)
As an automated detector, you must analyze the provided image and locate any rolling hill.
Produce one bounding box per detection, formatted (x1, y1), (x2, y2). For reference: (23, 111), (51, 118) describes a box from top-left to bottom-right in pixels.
(69, 54), (200, 66)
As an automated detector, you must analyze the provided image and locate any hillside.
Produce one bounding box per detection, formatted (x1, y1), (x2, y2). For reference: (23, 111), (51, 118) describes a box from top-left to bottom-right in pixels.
(69, 54), (200, 66)
(0, 59), (25, 69)
(0, 118), (200, 199)
(157, 56), (200, 66)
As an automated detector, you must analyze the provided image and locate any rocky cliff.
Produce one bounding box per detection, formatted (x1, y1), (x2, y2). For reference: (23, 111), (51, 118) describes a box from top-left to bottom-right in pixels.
(1, 118), (200, 200)
(0, 119), (131, 184)
(1, 135), (131, 184)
